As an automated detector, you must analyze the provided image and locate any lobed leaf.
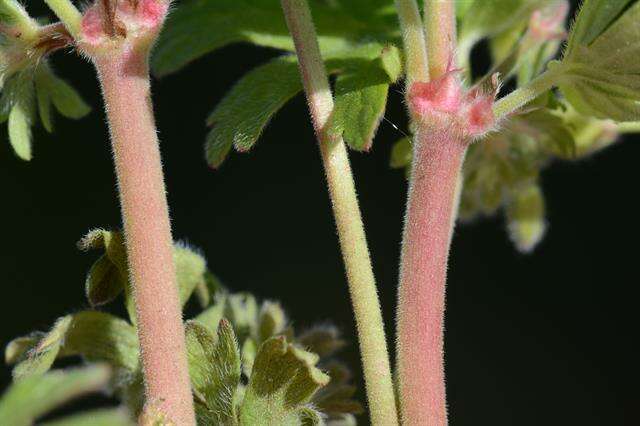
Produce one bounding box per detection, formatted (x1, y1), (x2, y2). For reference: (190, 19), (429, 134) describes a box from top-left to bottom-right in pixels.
(557, 0), (640, 120)
(186, 319), (241, 425)
(9, 312), (139, 379)
(330, 45), (401, 151)
(258, 301), (287, 344)
(152, 0), (396, 77)
(566, 0), (636, 51)
(239, 336), (330, 425)
(206, 43), (399, 167)
(80, 229), (209, 320)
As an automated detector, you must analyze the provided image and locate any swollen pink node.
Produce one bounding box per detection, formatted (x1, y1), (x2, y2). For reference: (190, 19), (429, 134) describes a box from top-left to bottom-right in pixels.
(138, 0), (169, 27)
(81, 5), (105, 44)
(408, 72), (462, 117)
(465, 96), (495, 137)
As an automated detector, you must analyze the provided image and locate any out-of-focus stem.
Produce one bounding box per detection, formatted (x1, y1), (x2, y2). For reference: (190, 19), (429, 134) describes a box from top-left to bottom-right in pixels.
(95, 49), (196, 426)
(43, 0), (82, 39)
(280, 1), (398, 424)
(424, 0), (457, 79)
(394, 0), (430, 84)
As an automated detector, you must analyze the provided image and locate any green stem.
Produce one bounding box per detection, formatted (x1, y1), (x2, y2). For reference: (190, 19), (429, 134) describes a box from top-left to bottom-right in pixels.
(424, 0), (457, 79)
(394, 0), (429, 84)
(617, 121), (640, 133)
(493, 67), (561, 121)
(280, 1), (398, 424)
(1, 1), (39, 39)
(43, 0), (82, 39)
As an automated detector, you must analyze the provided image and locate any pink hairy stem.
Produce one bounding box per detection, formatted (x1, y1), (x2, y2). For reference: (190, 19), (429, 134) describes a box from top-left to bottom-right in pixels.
(94, 48), (195, 425)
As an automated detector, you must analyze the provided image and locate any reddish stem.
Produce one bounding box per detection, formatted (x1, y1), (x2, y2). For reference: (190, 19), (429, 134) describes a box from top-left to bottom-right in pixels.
(95, 48), (195, 425)
(397, 126), (466, 426)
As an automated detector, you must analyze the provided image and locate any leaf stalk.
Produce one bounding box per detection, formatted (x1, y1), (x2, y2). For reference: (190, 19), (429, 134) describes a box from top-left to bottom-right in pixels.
(493, 67), (561, 121)
(280, 1), (398, 424)
(394, 0), (429, 84)
(43, 0), (82, 39)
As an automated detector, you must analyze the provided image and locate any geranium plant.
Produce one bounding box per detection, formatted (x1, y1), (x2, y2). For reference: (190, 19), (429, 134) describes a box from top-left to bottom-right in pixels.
(1, 0), (638, 424)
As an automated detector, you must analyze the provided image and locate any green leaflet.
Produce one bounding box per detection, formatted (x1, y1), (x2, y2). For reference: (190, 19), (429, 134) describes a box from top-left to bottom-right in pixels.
(512, 109), (577, 159)
(557, 0), (640, 121)
(298, 325), (345, 358)
(1, 63), (89, 160)
(258, 301), (287, 344)
(9, 312), (139, 379)
(186, 320), (241, 425)
(35, 64), (91, 123)
(330, 45), (401, 151)
(80, 229), (208, 319)
(85, 254), (124, 307)
(566, 0), (636, 51)
(4, 333), (43, 365)
(152, 0), (396, 77)
(39, 409), (133, 426)
(389, 137), (412, 169)
(239, 337), (330, 426)
(0, 365), (112, 426)
(8, 100), (32, 160)
(225, 293), (259, 343)
(205, 55), (301, 168)
(506, 182), (546, 253)
(206, 43), (398, 167)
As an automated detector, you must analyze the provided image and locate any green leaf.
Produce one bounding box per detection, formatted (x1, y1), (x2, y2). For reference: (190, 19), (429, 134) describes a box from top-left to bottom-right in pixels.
(10, 312), (139, 379)
(79, 230), (209, 319)
(194, 293), (228, 333)
(186, 319), (241, 425)
(39, 409), (134, 426)
(174, 243), (208, 306)
(85, 254), (125, 307)
(389, 137), (412, 169)
(557, 1), (640, 120)
(0, 365), (112, 426)
(330, 63), (391, 150)
(205, 55), (301, 168)
(566, 0), (636, 51)
(49, 76), (91, 119)
(11, 316), (72, 379)
(513, 109), (577, 159)
(35, 68), (54, 133)
(299, 407), (324, 425)
(239, 336), (330, 425)
(8, 102), (32, 160)
(298, 325), (345, 358)
(224, 293), (259, 343)
(506, 182), (546, 253)
(152, 0), (396, 77)
(4, 333), (43, 365)
(206, 43), (395, 167)
(258, 301), (287, 343)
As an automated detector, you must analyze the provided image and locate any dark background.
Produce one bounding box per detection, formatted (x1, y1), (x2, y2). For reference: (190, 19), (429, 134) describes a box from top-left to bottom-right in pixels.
(1, 3), (638, 425)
